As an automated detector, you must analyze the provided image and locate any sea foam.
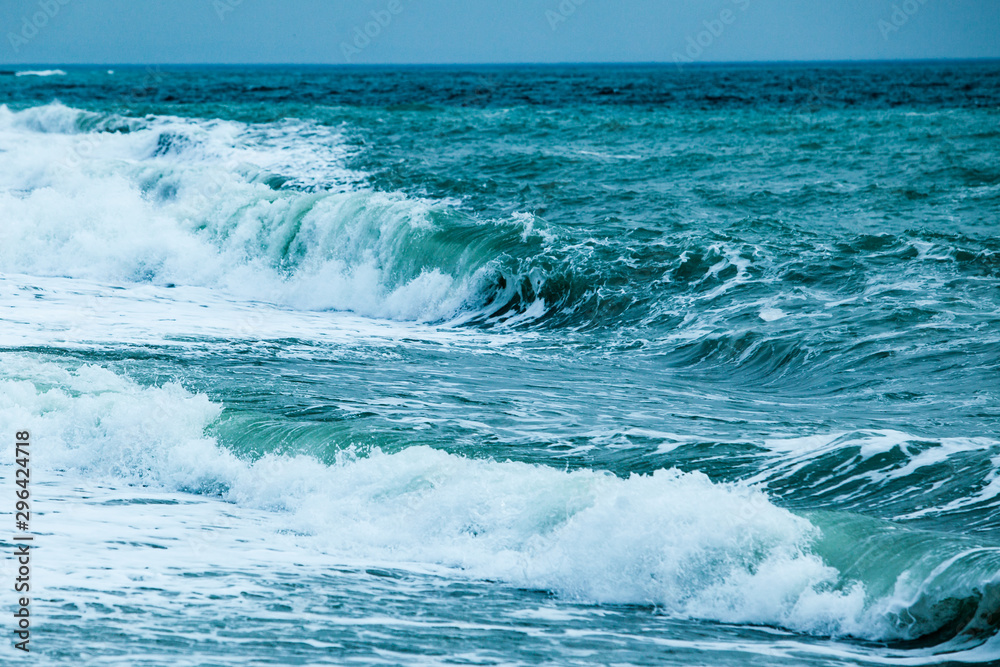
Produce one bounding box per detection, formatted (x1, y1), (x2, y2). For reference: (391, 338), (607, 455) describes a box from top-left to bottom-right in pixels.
(7, 352), (999, 644)
(0, 103), (522, 323)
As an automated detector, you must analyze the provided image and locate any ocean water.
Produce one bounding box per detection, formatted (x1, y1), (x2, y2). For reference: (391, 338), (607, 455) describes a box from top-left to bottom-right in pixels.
(1, 62), (999, 665)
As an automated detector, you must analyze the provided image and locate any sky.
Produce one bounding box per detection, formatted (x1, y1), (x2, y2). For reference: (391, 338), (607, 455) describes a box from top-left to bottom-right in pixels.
(2, 0), (999, 66)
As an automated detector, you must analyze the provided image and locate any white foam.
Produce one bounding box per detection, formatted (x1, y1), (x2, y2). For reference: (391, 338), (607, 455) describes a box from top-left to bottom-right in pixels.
(0, 103), (504, 323)
(757, 430), (998, 474)
(0, 352), (873, 638)
(759, 307), (786, 322)
(5, 354), (1000, 645)
(14, 69), (66, 77)
(0, 273), (517, 352)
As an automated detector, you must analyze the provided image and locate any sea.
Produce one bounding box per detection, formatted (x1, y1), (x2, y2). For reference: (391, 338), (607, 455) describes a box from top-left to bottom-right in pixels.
(0, 62), (999, 666)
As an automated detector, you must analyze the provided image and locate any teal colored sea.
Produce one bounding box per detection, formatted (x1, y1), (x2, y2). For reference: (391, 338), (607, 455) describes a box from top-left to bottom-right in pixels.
(1, 62), (999, 665)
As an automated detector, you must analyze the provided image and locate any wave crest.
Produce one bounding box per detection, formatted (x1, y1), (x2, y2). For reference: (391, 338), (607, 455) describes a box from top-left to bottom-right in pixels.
(4, 352), (1000, 647)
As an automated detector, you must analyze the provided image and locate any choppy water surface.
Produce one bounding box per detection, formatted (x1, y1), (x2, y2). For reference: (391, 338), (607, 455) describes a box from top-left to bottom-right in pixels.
(1, 63), (999, 665)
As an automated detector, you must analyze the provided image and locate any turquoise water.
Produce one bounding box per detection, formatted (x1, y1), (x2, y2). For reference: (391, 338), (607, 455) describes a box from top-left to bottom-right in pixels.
(1, 63), (999, 665)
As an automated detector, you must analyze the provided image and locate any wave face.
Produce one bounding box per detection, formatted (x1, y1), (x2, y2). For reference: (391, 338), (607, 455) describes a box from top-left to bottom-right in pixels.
(4, 352), (1000, 650)
(2, 64), (1000, 665)
(2, 100), (999, 335)
(0, 102), (518, 322)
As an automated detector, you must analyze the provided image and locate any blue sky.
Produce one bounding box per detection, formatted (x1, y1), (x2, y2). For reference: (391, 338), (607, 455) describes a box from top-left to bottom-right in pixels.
(3, 0), (998, 65)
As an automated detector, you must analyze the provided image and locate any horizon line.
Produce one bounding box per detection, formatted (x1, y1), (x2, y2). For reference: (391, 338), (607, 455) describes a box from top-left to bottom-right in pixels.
(3, 56), (999, 69)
